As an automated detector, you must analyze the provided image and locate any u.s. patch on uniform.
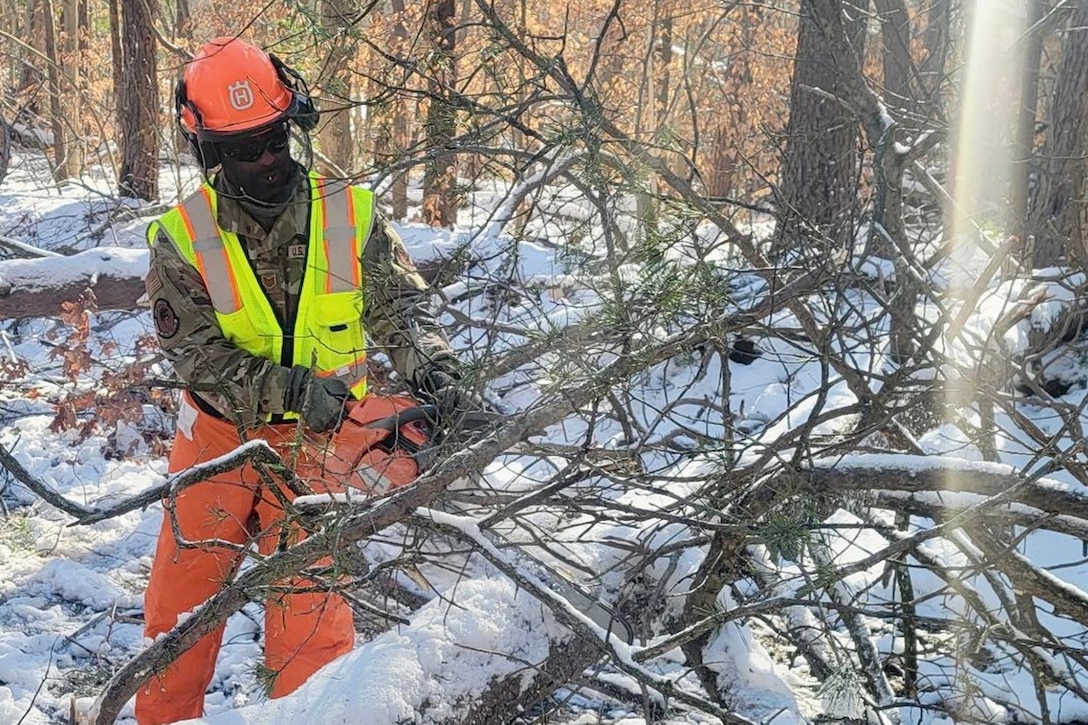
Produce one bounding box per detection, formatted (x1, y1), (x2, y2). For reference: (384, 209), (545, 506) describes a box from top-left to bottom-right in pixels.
(154, 299), (180, 339)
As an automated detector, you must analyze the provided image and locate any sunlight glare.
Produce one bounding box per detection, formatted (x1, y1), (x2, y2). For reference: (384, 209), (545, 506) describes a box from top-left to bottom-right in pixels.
(944, 0), (1027, 481)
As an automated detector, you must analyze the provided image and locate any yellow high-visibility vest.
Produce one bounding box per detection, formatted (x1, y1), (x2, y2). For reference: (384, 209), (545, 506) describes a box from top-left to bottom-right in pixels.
(148, 171), (372, 417)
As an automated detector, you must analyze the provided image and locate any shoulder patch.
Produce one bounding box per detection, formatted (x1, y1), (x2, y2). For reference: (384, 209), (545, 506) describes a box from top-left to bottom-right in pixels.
(153, 298), (180, 339)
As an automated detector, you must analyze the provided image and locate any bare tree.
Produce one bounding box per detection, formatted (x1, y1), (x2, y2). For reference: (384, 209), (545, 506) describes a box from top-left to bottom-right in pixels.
(0, 110), (9, 186)
(381, 0), (412, 220)
(315, 0), (361, 175)
(107, 0), (123, 141)
(873, 0), (913, 121)
(1027, 0), (1088, 266)
(918, 0), (952, 105)
(175, 0), (191, 38)
(421, 0), (459, 227)
(117, 0), (159, 200)
(16, 0), (45, 118)
(41, 0), (71, 182)
(776, 0), (868, 254)
(61, 0), (84, 174)
(1005, 0), (1047, 260)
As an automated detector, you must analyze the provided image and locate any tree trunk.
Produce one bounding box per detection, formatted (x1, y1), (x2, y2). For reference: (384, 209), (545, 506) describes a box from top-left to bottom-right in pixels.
(634, 0), (673, 244)
(919, 0), (951, 105)
(1007, 0), (1046, 262)
(78, 0), (88, 57)
(108, 0), (123, 142)
(394, 0), (411, 221)
(775, 0), (867, 254)
(117, 0), (159, 201)
(379, 0), (410, 220)
(703, 5), (752, 204)
(175, 0), (190, 38)
(656, 5), (672, 120)
(421, 0), (459, 227)
(873, 0), (913, 122)
(18, 0), (45, 118)
(42, 0), (71, 183)
(704, 122), (736, 203)
(316, 0), (360, 175)
(1027, 1), (1088, 266)
(0, 112), (11, 188)
(61, 0), (85, 175)
(391, 105), (410, 219)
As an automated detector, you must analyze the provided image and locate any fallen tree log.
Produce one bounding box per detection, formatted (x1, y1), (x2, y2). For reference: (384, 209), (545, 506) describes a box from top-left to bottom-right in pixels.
(0, 246), (148, 320)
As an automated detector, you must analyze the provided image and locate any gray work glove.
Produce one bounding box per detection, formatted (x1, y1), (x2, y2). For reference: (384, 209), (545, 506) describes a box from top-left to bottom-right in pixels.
(418, 366), (499, 433)
(283, 366), (351, 433)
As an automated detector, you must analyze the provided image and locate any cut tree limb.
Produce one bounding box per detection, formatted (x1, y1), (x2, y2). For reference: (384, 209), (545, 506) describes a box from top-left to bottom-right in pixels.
(0, 438), (278, 525)
(0, 246), (148, 320)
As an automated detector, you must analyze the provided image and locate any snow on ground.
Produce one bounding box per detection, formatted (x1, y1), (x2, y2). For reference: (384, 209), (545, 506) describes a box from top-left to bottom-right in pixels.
(186, 577), (567, 725)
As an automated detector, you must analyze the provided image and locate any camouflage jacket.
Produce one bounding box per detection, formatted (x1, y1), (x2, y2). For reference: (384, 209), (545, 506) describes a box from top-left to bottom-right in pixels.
(145, 169), (456, 427)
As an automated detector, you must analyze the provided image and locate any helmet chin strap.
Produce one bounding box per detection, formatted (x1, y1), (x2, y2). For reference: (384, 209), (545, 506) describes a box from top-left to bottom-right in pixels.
(300, 127), (316, 171)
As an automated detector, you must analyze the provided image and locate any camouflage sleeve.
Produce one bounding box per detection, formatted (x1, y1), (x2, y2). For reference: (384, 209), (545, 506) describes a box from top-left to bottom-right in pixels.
(146, 223), (292, 428)
(361, 218), (457, 388)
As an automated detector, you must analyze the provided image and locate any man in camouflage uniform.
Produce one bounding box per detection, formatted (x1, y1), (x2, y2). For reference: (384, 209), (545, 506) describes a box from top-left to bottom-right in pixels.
(137, 37), (470, 725)
(147, 186), (459, 429)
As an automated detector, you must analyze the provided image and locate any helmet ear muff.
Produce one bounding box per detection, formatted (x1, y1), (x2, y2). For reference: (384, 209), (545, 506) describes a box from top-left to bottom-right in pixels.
(174, 78), (221, 170)
(269, 53), (319, 133)
(194, 140), (220, 170)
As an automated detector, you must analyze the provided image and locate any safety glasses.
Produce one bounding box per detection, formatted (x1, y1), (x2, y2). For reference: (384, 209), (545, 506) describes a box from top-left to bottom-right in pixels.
(217, 123), (291, 162)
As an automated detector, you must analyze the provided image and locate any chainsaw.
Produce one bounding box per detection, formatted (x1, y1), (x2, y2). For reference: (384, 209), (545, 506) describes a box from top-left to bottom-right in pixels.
(297, 394), (635, 645)
(299, 394), (434, 495)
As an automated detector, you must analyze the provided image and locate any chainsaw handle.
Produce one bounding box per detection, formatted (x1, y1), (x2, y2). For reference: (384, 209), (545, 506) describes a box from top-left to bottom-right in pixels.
(361, 404), (439, 433)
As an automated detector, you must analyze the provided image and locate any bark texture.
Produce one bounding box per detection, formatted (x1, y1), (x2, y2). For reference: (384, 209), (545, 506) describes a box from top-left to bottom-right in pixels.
(776, 0), (866, 252)
(421, 0), (459, 227)
(117, 0), (159, 201)
(316, 0), (360, 174)
(1028, 1), (1088, 265)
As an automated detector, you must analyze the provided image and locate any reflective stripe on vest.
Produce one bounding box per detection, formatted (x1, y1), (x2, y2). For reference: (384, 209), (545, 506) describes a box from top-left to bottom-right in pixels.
(148, 172), (372, 414)
(318, 176), (370, 293)
(178, 187), (241, 313)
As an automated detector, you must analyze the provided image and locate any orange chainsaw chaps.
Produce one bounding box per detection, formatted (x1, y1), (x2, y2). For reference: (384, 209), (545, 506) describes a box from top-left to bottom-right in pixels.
(298, 394), (431, 495)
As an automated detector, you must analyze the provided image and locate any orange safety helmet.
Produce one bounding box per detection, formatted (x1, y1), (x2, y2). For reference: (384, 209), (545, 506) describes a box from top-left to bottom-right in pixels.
(175, 36), (316, 140)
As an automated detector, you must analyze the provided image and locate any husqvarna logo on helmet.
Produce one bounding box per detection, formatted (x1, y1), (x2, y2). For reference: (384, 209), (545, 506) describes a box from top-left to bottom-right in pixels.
(227, 80), (254, 111)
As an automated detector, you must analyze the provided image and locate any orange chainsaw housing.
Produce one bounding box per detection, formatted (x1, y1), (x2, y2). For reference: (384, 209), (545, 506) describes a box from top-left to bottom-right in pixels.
(298, 395), (432, 495)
